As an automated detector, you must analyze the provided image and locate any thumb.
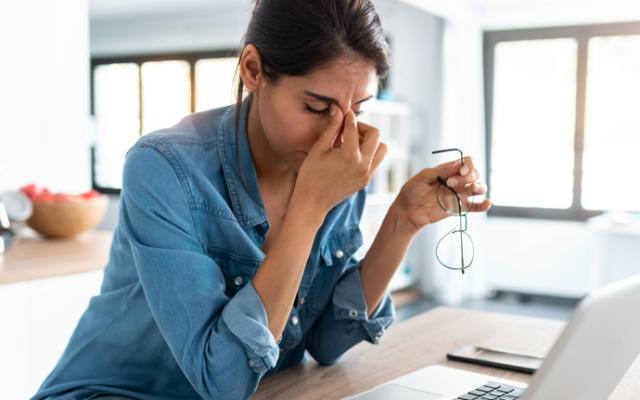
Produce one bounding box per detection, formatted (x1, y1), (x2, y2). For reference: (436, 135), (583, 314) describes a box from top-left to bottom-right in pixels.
(312, 109), (344, 154)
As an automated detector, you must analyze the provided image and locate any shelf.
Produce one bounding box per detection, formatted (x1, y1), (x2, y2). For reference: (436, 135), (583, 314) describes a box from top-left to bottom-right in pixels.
(359, 99), (415, 291)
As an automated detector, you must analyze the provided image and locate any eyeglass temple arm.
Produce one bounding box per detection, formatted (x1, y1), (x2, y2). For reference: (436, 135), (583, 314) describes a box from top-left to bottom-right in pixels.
(436, 176), (464, 211)
(459, 214), (467, 274)
(431, 148), (464, 166)
(433, 148), (466, 214)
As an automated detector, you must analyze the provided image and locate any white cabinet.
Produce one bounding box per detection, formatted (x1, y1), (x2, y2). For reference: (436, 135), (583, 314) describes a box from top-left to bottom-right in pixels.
(0, 271), (103, 399)
(586, 213), (640, 291)
(484, 213), (640, 298)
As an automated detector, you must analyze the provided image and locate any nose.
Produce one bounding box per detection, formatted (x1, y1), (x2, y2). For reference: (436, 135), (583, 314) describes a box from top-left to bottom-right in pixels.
(340, 101), (353, 116)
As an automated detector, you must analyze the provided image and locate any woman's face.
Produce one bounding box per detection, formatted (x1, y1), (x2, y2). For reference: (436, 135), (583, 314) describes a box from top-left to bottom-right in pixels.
(253, 55), (378, 172)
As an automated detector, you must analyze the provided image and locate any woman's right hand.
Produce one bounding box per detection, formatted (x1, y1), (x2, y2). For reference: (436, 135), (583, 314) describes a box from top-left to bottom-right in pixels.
(291, 109), (387, 216)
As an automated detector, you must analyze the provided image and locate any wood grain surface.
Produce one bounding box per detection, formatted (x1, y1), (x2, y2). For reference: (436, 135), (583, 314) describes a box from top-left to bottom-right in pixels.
(254, 307), (640, 399)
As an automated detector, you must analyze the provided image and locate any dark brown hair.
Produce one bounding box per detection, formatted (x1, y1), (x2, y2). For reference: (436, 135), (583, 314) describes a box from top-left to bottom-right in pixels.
(234, 0), (391, 130)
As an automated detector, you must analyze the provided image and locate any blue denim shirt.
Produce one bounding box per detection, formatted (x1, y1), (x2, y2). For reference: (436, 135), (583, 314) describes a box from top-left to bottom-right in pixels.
(33, 95), (395, 400)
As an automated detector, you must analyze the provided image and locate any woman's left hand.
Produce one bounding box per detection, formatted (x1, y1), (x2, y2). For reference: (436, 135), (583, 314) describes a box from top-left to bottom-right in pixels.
(394, 156), (492, 232)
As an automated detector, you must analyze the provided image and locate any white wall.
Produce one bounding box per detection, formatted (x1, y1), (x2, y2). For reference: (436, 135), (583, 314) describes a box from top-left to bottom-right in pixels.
(0, 0), (91, 194)
(90, 3), (252, 57)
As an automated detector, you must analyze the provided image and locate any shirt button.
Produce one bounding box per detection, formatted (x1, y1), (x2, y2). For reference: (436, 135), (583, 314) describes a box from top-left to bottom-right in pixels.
(234, 276), (244, 286)
(248, 359), (255, 368)
(298, 297), (305, 305)
(348, 309), (358, 318)
(335, 249), (345, 258)
(291, 315), (299, 326)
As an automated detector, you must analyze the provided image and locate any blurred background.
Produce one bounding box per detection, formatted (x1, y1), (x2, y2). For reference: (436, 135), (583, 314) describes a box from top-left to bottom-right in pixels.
(1, 0), (639, 398)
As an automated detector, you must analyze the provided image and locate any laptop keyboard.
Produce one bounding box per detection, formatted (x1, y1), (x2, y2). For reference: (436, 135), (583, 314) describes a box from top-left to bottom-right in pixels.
(457, 381), (525, 399)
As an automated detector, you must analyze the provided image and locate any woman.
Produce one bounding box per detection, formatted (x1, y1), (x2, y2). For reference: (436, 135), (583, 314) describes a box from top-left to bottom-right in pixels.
(34, 0), (490, 399)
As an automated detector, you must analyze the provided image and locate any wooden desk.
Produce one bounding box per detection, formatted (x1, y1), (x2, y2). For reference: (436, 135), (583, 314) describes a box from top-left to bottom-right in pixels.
(0, 229), (112, 285)
(254, 307), (640, 399)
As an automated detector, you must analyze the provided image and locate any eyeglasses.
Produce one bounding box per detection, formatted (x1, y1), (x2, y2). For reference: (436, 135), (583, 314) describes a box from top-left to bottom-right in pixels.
(432, 148), (475, 275)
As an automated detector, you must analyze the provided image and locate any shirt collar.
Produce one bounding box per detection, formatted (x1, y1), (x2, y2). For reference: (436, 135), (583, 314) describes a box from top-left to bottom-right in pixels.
(216, 94), (269, 228)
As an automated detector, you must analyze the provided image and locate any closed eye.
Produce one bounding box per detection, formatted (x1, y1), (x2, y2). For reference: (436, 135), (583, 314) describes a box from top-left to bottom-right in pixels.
(304, 103), (364, 117)
(305, 103), (331, 115)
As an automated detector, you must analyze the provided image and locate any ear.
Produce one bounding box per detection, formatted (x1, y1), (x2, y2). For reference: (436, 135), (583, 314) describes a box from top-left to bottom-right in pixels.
(239, 44), (267, 92)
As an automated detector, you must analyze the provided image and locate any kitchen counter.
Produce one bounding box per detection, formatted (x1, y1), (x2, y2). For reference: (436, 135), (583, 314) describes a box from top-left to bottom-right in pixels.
(0, 228), (112, 285)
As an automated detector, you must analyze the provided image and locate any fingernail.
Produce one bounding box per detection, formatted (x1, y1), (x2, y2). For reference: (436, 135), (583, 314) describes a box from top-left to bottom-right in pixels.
(460, 166), (469, 176)
(447, 178), (457, 186)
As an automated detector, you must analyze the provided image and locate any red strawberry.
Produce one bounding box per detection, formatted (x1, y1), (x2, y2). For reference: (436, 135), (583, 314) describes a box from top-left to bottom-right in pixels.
(52, 193), (69, 202)
(20, 183), (40, 199)
(32, 188), (51, 202)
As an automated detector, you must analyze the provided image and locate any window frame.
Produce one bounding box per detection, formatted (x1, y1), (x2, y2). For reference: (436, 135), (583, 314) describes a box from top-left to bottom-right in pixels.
(484, 21), (640, 221)
(90, 49), (239, 194)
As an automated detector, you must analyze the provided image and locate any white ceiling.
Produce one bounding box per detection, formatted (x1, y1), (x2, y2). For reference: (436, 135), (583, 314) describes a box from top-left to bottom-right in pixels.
(89, 0), (239, 20)
(89, 0), (640, 27)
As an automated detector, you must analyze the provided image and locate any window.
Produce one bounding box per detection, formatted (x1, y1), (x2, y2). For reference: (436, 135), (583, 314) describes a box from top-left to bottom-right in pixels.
(140, 60), (191, 135)
(195, 58), (240, 112)
(484, 22), (640, 220)
(90, 51), (239, 192)
(583, 35), (640, 212)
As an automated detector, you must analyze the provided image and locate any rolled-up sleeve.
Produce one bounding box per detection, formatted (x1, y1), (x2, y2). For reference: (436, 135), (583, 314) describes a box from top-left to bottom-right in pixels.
(122, 144), (278, 399)
(306, 259), (395, 365)
(221, 282), (279, 373)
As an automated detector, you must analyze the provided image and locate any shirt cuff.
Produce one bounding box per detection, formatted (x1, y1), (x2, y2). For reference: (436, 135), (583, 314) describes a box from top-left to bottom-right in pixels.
(332, 266), (395, 344)
(221, 281), (280, 374)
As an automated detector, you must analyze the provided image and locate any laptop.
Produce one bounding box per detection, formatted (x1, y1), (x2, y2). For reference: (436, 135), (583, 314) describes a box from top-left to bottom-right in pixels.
(348, 274), (640, 400)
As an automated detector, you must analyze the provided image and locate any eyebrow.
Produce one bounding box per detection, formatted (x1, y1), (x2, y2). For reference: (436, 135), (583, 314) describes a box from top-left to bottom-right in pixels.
(303, 91), (374, 107)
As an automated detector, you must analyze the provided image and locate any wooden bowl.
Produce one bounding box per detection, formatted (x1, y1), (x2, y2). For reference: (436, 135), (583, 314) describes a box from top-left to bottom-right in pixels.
(27, 195), (108, 238)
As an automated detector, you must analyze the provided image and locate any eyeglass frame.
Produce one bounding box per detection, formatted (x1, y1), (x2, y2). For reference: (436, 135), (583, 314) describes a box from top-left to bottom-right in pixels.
(431, 148), (475, 274)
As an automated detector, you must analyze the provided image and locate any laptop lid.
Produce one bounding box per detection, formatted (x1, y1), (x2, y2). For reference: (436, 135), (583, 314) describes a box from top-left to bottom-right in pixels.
(522, 274), (640, 400)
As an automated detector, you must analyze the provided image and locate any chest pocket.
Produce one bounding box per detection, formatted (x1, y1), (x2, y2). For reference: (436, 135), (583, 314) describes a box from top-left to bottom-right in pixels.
(319, 224), (364, 268)
(207, 247), (262, 297)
